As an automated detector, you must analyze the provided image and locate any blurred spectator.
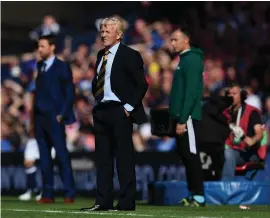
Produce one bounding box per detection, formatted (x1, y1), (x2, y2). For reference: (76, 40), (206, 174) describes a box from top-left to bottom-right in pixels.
(223, 65), (240, 87)
(1, 119), (13, 152)
(132, 18), (148, 45)
(250, 77), (265, 100)
(2, 2), (270, 153)
(29, 15), (60, 41)
(1, 116), (22, 152)
(263, 96), (270, 144)
(245, 86), (262, 111)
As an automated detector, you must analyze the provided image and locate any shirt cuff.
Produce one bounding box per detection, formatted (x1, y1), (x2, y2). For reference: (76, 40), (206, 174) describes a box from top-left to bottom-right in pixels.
(124, 104), (134, 112)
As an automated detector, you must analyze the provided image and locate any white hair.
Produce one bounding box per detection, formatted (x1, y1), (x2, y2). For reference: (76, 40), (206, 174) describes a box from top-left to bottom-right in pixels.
(100, 16), (125, 36)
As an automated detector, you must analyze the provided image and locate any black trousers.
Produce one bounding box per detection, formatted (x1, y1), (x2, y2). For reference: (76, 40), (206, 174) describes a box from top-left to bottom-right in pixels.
(200, 143), (225, 181)
(93, 101), (136, 209)
(175, 119), (204, 196)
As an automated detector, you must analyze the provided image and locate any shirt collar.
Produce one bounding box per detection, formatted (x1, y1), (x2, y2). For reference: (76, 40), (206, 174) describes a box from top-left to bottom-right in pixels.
(108, 42), (120, 55)
(180, 49), (190, 55)
(44, 55), (56, 65)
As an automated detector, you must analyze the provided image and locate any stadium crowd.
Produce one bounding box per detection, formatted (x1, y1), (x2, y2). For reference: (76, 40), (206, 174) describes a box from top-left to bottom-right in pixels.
(1, 2), (270, 153)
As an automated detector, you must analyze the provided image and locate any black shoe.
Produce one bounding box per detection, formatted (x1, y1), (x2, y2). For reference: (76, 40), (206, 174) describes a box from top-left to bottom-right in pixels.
(113, 204), (135, 211)
(189, 199), (205, 207)
(80, 205), (112, 211)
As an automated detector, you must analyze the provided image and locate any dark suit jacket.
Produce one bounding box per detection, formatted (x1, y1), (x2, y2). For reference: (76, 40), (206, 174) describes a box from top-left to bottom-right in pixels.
(197, 96), (232, 145)
(92, 43), (148, 125)
(34, 57), (75, 125)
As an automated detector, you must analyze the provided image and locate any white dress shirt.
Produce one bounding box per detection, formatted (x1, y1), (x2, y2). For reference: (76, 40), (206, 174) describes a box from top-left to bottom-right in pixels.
(96, 42), (134, 112)
(43, 55), (56, 71)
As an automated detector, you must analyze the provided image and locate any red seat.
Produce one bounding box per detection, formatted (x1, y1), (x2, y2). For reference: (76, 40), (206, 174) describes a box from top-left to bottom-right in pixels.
(236, 161), (264, 172)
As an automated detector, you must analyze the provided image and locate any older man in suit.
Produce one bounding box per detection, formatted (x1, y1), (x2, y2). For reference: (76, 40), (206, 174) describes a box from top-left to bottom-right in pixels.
(81, 16), (148, 212)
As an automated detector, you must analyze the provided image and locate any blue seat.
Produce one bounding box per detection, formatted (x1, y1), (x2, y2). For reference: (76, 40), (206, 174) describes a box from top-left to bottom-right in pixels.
(148, 181), (270, 205)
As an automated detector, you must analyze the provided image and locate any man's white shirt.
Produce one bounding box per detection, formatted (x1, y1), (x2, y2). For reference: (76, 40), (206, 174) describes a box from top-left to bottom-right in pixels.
(96, 42), (134, 112)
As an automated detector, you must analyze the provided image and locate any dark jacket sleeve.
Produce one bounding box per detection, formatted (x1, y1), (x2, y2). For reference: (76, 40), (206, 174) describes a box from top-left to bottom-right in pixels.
(207, 98), (230, 125)
(179, 55), (202, 124)
(60, 63), (75, 118)
(127, 51), (148, 108)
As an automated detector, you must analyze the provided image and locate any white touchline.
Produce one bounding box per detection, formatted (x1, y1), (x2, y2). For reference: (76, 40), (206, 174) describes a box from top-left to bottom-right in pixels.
(0, 209), (151, 217)
(2, 209), (219, 218)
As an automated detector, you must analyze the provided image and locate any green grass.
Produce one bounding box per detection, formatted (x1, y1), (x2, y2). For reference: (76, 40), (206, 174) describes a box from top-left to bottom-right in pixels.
(1, 196), (270, 218)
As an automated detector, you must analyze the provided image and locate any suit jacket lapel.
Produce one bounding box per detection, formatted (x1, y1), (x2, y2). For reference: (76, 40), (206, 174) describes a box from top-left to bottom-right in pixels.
(46, 57), (58, 74)
(111, 43), (123, 79)
(93, 50), (104, 86)
(37, 61), (43, 73)
(95, 49), (105, 72)
(95, 49), (105, 78)
(38, 58), (58, 75)
(93, 43), (122, 87)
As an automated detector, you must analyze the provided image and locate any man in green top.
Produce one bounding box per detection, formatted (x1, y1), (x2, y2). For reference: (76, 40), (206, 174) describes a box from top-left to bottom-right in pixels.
(169, 26), (205, 207)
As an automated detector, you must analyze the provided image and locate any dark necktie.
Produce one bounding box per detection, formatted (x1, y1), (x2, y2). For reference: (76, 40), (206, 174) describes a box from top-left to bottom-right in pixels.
(94, 49), (109, 102)
(41, 62), (47, 73)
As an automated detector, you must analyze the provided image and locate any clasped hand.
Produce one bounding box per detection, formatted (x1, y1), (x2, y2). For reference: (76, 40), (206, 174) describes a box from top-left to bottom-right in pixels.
(176, 123), (187, 136)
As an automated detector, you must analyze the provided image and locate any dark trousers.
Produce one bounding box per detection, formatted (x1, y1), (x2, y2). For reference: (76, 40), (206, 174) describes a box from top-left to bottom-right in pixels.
(200, 143), (225, 181)
(175, 119), (204, 196)
(34, 110), (75, 199)
(93, 102), (136, 209)
(222, 147), (260, 180)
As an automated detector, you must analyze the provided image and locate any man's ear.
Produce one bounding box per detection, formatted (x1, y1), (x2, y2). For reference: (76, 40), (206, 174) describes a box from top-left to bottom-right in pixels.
(185, 36), (190, 45)
(116, 32), (123, 40)
(51, 44), (56, 52)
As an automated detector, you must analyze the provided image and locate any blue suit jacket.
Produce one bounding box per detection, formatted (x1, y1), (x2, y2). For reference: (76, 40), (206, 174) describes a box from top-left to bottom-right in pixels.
(34, 58), (76, 125)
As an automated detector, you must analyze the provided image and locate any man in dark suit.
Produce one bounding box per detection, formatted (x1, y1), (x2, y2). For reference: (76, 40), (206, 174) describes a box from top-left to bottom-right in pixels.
(80, 17), (148, 212)
(33, 34), (76, 203)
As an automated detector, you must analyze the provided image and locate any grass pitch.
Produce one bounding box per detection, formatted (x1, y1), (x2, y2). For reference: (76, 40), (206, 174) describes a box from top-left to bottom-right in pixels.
(1, 196), (270, 218)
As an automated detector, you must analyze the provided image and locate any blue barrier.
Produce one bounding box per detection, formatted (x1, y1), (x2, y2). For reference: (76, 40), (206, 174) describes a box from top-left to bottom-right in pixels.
(2, 152), (270, 202)
(148, 153), (270, 205)
(148, 181), (270, 205)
